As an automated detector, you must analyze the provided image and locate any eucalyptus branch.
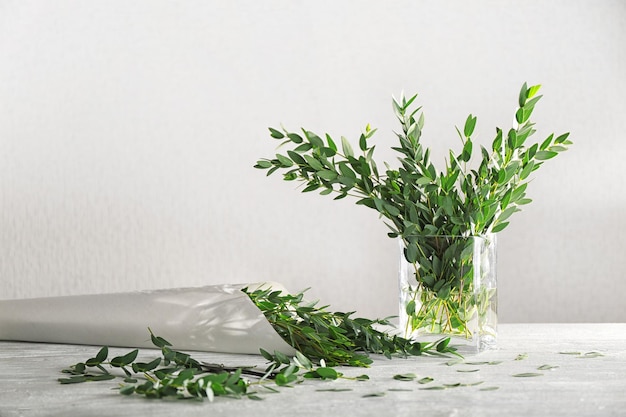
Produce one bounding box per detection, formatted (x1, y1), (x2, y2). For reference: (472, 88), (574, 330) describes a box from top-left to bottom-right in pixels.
(243, 287), (459, 368)
(58, 287), (459, 401)
(58, 329), (353, 401)
(255, 83), (571, 239)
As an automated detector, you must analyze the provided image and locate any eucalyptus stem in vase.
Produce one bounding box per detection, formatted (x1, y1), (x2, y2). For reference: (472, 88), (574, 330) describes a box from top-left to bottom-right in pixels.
(255, 83), (571, 350)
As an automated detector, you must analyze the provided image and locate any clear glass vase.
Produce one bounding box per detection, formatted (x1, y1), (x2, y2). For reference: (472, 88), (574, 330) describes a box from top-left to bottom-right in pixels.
(398, 234), (497, 352)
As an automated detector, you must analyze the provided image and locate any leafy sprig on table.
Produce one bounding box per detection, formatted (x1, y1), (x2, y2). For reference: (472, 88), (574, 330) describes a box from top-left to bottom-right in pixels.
(59, 329), (338, 401)
(58, 335), (596, 402)
(244, 286), (459, 367)
(58, 288), (458, 401)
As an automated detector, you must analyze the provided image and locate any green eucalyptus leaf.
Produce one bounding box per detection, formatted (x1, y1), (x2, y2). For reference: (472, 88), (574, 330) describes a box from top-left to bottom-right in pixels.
(460, 139), (473, 162)
(288, 133), (303, 144)
(540, 134), (554, 150)
(338, 162), (357, 179)
(132, 357), (162, 373)
(518, 82), (529, 107)
(305, 130), (324, 149)
(464, 114), (477, 137)
(554, 132), (571, 144)
(524, 95), (542, 110)
(269, 127), (284, 139)
(58, 375), (88, 384)
(317, 170), (338, 181)
(527, 84), (541, 98)
(119, 385), (136, 395)
(362, 392), (386, 398)
(580, 351), (604, 358)
(254, 160), (272, 169)
(287, 150), (306, 165)
(534, 150), (558, 160)
(303, 155), (324, 171)
(274, 373), (296, 386)
(384, 203), (400, 217)
(150, 330), (172, 348)
(406, 300), (416, 315)
(491, 222), (509, 233)
(520, 161), (534, 180)
(325, 134), (337, 152)
(406, 243), (419, 263)
(436, 338), (451, 352)
(111, 349), (139, 367)
(548, 145), (568, 152)
(393, 373), (417, 381)
(276, 154), (294, 167)
(274, 351), (291, 365)
(316, 388), (353, 392)
(537, 364), (559, 370)
(315, 367), (339, 380)
(86, 347), (108, 366)
(341, 136), (355, 158)
(359, 134), (367, 151)
(87, 374), (116, 382)
(496, 206), (518, 224)
(294, 143), (312, 153)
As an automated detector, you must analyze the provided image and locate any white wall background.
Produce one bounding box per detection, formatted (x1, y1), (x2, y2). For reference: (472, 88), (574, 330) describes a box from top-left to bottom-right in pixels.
(1, 0), (625, 323)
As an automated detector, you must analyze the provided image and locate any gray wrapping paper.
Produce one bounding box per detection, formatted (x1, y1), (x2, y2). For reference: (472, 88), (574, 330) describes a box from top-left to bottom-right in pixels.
(0, 283), (295, 355)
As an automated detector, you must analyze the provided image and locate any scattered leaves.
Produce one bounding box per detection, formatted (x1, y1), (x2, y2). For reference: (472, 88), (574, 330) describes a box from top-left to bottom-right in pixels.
(537, 364), (559, 371)
(461, 381), (485, 387)
(316, 388), (353, 392)
(579, 352), (604, 358)
(393, 373), (417, 381)
(362, 392), (386, 398)
(59, 329), (356, 402)
(559, 351), (604, 358)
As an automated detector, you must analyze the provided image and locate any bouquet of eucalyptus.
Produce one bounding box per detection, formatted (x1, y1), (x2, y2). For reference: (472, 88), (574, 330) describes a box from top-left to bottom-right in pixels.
(255, 83), (571, 347)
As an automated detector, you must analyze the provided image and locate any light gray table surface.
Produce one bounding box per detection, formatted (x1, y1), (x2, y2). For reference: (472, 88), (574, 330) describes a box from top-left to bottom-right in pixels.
(1, 323), (625, 417)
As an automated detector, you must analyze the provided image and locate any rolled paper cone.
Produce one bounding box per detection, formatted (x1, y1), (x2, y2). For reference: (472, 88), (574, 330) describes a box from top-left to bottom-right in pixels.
(0, 282), (296, 355)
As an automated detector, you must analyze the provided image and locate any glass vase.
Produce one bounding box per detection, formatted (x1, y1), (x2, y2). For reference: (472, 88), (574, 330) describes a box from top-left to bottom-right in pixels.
(398, 234), (497, 352)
